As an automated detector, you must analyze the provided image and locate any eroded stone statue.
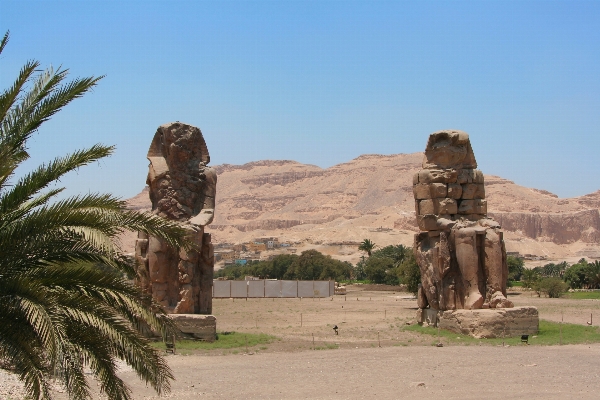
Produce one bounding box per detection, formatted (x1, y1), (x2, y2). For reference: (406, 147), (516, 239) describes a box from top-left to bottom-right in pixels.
(135, 122), (216, 314)
(413, 130), (513, 311)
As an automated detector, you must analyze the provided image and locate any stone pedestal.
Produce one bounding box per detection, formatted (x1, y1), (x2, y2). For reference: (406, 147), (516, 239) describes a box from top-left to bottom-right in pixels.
(417, 306), (539, 339)
(169, 314), (217, 342)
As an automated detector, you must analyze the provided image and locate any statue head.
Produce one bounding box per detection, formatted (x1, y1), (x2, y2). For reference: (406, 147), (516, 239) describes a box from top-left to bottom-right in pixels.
(423, 130), (477, 169)
(146, 122), (216, 224)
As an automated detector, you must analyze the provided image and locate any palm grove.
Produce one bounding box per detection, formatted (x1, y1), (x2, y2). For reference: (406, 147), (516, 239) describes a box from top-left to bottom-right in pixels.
(0, 32), (194, 400)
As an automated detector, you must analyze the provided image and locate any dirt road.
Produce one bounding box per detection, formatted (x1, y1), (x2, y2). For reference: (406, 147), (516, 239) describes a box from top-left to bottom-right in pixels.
(116, 344), (600, 399)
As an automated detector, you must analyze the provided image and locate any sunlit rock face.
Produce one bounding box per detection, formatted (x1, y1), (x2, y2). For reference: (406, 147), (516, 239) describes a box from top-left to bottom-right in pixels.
(413, 130), (513, 311)
(135, 122), (216, 314)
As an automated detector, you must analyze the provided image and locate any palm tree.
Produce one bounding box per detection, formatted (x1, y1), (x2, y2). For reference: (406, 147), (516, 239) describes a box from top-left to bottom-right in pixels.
(0, 32), (190, 400)
(358, 239), (376, 257)
(586, 261), (600, 289)
(521, 268), (540, 289)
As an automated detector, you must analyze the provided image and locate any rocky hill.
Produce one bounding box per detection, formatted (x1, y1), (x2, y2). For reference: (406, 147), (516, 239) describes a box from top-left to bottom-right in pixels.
(125, 153), (600, 264)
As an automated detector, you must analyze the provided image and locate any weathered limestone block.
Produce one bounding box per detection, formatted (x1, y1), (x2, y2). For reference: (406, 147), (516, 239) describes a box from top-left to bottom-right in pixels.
(438, 307), (539, 338)
(417, 215), (439, 231)
(141, 314), (217, 342)
(419, 199), (435, 215)
(458, 199), (487, 215)
(169, 314), (217, 341)
(461, 183), (478, 199)
(430, 183), (448, 198)
(436, 198), (457, 214)
(135, 122), (216, 315)
(414, 182), (449, 199)
(413, 130), (515, 313)
(447, 183), (462, 199)
(412, 172), (420, 185)
(413, 183), (433, 199)
(418, 169), (458, 184)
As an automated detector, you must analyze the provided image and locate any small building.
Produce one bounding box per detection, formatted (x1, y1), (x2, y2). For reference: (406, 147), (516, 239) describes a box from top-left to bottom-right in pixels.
(246, 242), (267, 252)
(232, 244), (244, 252)
(215, 249), (236, 261)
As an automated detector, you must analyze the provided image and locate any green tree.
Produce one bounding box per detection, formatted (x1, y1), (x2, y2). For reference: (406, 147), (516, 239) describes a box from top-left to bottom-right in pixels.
(358, 239), (376, 257)
(265, 254), (298, 279)
(284, 250), (351, 281)
(564, 260), (590, 289)
(507, 255), (524, 282)
(365, 257), (398, 284)
(396, 252), (420, 294)
(365, 244), (410, 285)
(586, 261), (600, 289)
(535, 262), (568, 278)
(0, 32), (189, 400)
(354, 256), (367, 281)
(521, 268), (540, 289)
(371, 244), (408, 265)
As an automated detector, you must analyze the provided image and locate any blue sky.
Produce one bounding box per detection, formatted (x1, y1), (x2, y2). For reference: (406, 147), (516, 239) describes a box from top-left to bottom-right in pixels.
(1, 1), (599, 199)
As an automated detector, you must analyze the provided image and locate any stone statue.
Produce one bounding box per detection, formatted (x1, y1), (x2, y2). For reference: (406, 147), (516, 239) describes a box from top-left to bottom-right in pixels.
(413, 130), (513, 311)
(135, 122), (216, 314)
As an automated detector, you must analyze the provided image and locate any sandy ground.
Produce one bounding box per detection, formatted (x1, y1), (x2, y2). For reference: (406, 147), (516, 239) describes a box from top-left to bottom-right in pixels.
(4, 286), (600, 399)
(113, 344), (600, 400)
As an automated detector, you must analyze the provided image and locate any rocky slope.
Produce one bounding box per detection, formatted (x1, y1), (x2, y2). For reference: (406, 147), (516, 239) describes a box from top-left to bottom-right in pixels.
(125, 153), (600, 263)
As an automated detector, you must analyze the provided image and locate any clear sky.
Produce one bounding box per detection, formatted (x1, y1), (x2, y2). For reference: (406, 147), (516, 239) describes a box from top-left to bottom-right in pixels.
(1, 1), (599, 199)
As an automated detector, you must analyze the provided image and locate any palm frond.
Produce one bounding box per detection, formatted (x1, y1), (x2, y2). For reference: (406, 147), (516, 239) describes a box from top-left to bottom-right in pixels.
(0, 144), (113, 215)
(0, 36), (185, 400)
(0, 60), (39, 130)
(0, 31), (8, 55)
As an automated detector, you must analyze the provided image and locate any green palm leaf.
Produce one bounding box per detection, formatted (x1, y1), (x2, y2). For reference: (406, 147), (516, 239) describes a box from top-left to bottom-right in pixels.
(0, 31), (187, 400)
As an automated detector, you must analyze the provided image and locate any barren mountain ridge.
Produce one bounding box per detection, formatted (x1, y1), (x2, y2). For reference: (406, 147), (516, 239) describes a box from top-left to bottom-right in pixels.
(126, 152), (600, 263)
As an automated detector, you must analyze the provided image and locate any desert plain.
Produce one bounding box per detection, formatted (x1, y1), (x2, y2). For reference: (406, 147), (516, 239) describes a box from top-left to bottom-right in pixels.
(4, 285), (599, 399)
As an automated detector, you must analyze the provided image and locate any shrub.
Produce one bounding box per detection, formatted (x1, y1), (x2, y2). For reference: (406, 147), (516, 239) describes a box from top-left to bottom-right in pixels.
(534, 277), (569, 298)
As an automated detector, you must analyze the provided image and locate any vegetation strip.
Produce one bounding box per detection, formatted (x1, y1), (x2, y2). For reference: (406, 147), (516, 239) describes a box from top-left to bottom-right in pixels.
(405, 320), (600, 346)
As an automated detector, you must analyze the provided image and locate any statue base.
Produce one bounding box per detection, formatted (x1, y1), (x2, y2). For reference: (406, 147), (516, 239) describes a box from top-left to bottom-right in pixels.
(169, 314), (217, 342)
(417, 306), (539, 339)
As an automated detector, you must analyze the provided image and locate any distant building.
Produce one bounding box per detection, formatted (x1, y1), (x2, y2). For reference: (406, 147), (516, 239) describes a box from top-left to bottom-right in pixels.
(253, 237), (279, 249)
(232, 244), (244, 252)
(246, 242), (267, 252)
(215, 249), (235, 261)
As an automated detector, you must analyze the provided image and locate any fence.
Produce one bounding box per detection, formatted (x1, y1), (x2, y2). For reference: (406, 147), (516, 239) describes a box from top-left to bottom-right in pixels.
(213, 280), (335, 298)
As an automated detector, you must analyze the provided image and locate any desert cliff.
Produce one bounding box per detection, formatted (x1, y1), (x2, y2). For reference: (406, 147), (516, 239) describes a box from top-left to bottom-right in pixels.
(125, 153), (600, 264)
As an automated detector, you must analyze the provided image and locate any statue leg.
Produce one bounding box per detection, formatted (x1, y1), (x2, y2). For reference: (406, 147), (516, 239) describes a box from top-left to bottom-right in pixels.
(199, 233), (214, 314)
(454, 227), (484, 309)
(484, 229), (513, 308)
(147, 236), (176, 309)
